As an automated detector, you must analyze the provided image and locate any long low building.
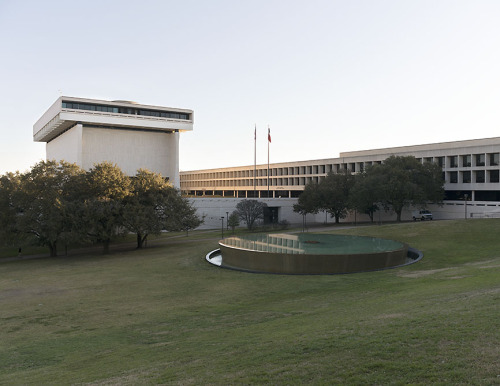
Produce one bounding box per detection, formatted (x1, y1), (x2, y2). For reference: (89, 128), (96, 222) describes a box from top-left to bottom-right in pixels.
(180, 137), (500, 226)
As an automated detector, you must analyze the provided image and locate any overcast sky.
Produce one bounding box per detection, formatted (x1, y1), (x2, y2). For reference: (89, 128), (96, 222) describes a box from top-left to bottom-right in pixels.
(1, 0), (500, 175)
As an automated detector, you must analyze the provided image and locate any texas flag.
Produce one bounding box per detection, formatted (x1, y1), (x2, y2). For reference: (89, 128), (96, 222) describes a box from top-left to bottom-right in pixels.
(268, 127), (271, 143)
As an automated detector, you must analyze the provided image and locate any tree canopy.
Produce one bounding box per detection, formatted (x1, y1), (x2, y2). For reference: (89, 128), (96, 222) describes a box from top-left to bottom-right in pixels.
(0, 172), (23, 247)
(372, 156), (444, 221)
(294, 156), (444, 222)
(14, 161), (85, 256)
(349, 171), (379, 222)
(228, 211), (240, 233)
(123, 169), (171, 248)
(83, 162), (131, 253)
(0, 161), (203, 255)
(293, 182), (320, 217)
(235, 200), (267, 230)
(318, 170), (356, 223)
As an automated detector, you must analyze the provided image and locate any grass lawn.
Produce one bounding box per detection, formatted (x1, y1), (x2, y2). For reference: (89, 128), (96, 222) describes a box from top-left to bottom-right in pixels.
(0, 219), (499, 384)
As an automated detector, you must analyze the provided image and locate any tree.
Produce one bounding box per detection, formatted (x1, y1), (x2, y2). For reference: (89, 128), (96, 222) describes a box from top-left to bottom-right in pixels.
(122, 169), (171, 248)
(0, 172), (24, 247)
(369, 156), (444, 222)
(349, 169), (380, 222)
(122, 170), (202, 247)
(83, 162), (131, 254)
(235, 199), (267, 230)
(165, 193), (203, 236)
(318, 170), (355, 223)
(293, 182), (320, 231)
(419, 161), (446, 203)
(228, 211), (240, 233)
(14, 160), (86, 257)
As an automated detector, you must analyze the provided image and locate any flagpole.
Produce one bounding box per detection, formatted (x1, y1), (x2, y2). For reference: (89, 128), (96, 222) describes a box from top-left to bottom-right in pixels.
(254, 124), (256, 197)
(267, 126), (270, 198)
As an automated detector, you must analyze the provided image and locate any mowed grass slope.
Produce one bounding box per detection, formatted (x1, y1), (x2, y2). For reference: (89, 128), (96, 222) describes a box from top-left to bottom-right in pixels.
(0, 220), (499, 384)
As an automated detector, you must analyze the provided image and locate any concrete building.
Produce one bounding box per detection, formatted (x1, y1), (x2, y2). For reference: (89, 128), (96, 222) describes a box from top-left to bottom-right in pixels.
(34, 96), (193, 187)
(180, 137), (500, 227)
(32, 97), (500, 227)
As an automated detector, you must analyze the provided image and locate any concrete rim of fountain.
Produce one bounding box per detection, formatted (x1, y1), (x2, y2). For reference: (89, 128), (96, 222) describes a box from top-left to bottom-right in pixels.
(206, 233), (423, 275)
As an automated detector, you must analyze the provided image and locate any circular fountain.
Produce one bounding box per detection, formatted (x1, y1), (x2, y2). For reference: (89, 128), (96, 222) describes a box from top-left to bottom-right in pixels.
(206, 233), (422, 274)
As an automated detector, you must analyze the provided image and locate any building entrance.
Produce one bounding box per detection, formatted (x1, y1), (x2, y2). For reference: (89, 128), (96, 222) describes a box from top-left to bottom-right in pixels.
(264, 206), (279, 224)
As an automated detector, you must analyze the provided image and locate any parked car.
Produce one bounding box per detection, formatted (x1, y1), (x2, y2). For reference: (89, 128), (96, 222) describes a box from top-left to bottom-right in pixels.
(412, 210), (433, 221)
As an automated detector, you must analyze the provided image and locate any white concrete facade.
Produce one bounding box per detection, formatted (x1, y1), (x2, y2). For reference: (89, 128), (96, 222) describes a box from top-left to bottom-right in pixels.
(190, 197), (500, 229)
(45, 125), (181, 182)
(34, 96), (192, 187)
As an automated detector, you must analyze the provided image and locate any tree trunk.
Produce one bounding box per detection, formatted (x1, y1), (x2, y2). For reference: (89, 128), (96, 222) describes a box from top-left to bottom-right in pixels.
(393, 203), (404, 222)
(103, 239), (110, 254)
(49, 242), (57, 257)
(136, 233), (148, 248)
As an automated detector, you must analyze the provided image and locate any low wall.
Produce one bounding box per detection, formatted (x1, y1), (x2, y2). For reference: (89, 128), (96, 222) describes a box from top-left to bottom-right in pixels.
(188, 197), (500, 229)
(219, 243), (409, 274)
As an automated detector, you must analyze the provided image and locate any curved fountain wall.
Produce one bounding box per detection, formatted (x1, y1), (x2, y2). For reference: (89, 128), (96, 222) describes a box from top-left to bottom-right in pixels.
(216, 233), (413, 274)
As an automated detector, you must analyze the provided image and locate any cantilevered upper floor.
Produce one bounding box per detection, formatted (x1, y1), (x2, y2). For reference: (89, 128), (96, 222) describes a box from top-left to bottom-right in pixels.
(33, 96), (194, 143)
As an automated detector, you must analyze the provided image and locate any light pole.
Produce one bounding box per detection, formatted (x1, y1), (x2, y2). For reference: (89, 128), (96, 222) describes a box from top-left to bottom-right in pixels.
(221, 216), (224, 239)
(464, 193), (468, 219)
(226, 211), (229, 230)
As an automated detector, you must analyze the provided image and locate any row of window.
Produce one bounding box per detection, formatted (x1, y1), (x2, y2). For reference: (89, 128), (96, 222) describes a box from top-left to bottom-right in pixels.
(182, 169), (500, 189)
(448, 153), (499, 168)
(182, 153), (500, 185)
(447, 170), (499, 183)
(182, 163), (376, 181)
(62, 101), (190, 120)
(181, 176), (327, 188)
(183, 190), (302, 198)
(183, 162), (389, 181)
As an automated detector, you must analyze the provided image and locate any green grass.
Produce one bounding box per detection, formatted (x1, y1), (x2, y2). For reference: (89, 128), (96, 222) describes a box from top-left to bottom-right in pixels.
(0, 219), (499, 384)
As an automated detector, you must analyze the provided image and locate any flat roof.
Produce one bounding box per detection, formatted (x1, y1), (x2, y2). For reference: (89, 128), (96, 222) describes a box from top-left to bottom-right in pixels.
(180, 136), (500, 173)
(34, 96), (194, 142)
(59, 96), (193, 114)
(340, 137), (500, 158)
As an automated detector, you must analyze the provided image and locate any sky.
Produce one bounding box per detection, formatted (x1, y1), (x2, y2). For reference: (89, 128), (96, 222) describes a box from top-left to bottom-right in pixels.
(1, 0), (500, 175)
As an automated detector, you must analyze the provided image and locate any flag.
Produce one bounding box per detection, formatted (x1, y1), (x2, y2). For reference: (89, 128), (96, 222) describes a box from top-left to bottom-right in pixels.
(254, 125), (256, 140)
(268, 127), (271, 143)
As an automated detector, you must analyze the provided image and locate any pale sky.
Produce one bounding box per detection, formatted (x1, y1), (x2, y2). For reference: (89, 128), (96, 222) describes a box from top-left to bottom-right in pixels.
(1, 0), (500, 175)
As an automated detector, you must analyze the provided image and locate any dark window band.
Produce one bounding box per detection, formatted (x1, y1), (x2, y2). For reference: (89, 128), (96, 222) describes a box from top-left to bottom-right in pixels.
(62, 101), (190, 120)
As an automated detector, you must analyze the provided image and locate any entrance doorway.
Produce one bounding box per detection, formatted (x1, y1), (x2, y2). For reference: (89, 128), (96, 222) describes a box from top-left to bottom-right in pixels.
(263, 206), (279, 224)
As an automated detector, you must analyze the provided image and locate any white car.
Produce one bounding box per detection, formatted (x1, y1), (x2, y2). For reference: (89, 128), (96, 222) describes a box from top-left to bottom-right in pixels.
(412, 210), (433, 221)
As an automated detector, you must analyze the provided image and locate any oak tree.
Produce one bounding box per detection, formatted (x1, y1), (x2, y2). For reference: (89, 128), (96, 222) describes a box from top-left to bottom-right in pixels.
(14, 160), (86, 256)
(235, 199), (267, 230)
(83, 162), (131, 254)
